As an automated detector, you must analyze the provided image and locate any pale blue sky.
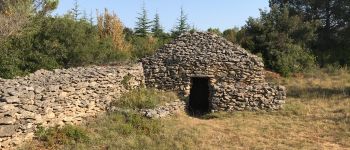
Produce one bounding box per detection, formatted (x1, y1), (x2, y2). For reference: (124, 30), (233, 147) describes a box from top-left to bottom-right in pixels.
(54, 0), (269, 32)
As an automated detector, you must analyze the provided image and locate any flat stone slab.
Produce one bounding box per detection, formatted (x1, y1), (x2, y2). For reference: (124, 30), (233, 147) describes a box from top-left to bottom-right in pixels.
(0, 117), (16, 125)
(0, 125), (17, 137)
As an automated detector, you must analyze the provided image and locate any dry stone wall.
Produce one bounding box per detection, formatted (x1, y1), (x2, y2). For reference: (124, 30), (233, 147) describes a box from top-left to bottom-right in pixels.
(142, 32), (286, 112)
(0, 64), (144, 149)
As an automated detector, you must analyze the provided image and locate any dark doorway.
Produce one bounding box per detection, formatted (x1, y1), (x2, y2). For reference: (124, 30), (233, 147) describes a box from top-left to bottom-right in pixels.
(189, 77), (210, 115)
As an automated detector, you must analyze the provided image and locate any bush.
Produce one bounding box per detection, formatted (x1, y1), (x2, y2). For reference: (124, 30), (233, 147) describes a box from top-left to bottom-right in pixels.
(0, 15), (132, 78)
(111, 88), (178, 109)
(239, 6), (318, 76)
(270, 44), (316, 76)
(115, 112), (161, 135)
(35, 125), (90, 147)
(130, 35), (172, 59)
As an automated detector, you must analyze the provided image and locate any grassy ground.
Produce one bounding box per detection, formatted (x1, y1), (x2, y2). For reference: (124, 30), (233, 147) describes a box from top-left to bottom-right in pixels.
(22, 69), (350, 150)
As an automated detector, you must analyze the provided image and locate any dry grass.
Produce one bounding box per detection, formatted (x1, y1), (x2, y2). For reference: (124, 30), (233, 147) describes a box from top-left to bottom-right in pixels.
(23, 69), (350, 150)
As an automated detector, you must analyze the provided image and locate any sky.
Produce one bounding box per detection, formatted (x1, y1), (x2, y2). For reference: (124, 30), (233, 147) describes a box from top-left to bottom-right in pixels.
(54, 0), (269, 32)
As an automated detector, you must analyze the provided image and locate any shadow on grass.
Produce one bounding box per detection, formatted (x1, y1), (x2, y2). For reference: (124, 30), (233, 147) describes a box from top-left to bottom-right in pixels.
(287, 86), (350, 99)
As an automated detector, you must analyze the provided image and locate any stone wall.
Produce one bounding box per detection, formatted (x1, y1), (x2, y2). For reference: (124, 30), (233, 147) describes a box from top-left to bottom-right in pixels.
(0, 64), (144, 149)
(142, 32), (286, 112)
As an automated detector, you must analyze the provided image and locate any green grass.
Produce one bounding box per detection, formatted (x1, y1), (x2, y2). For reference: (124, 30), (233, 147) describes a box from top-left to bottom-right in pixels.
(21, 125), (90, 150)
(111, 88), (179, 109)
(22, 69), (350, 149)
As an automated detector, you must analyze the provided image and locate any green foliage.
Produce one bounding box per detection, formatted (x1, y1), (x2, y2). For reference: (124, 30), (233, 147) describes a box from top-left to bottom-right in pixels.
(172, 7), (190, 37)
(239, 6), (317, 76)
(0, 41), (22, 78)
(151, 13), (164, 37)
(0, 14), (131, 78)
(111, 88), (178, 109)
(271, 44), (316, 76)
(207, 28), (222, 36)
(223, 28), (239, 43)
(121, 74), (132, 89)
(116, 112), (161, 135)
(269, 0), (350, 66)
(134, 3), (151, 37)
(131, 36), (171, 58)
(35, 125), (89, 147)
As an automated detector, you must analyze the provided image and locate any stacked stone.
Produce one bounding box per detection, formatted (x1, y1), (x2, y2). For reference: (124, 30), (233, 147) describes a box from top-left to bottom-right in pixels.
(142, 32), (286, 112)
(0, 64), (144, 149)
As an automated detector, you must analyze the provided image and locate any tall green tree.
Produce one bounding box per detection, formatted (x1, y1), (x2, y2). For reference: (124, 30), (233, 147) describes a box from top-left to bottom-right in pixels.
(269, 0), (350, 66)
(172, 7), (190, 37)
(151, 12), (164, 37)
(134, 3), (151, 37)
(239, 6), (317, 76)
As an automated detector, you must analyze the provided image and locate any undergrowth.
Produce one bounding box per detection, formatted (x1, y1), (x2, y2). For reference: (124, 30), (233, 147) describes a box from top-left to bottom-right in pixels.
(22, 69), (350, 149)
(111, 88), (179, 109)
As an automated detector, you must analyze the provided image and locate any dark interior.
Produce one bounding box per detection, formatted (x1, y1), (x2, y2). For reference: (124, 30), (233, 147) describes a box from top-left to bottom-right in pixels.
(189, 77), (210, 115)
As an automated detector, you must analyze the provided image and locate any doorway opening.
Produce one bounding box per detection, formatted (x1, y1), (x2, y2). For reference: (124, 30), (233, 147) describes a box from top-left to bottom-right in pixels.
(189, 77), (211, 115)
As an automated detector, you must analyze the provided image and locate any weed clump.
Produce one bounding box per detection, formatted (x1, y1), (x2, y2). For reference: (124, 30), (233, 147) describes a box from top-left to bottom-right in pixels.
(34, 125), (90, 148)
(111, 88), (178, 109)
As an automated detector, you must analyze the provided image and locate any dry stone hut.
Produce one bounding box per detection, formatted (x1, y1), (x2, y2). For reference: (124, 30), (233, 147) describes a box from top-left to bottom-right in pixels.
(142, 32), (286, 113)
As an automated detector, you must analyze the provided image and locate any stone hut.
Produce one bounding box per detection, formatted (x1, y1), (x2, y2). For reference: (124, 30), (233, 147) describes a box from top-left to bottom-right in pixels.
(142, 32), (286, 113)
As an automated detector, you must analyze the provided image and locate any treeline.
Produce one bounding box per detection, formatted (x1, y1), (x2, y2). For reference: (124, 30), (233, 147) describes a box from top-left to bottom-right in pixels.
(0, 0), (349, 78)
(0, 0), (185, 78)
(213, 0), (349, 76)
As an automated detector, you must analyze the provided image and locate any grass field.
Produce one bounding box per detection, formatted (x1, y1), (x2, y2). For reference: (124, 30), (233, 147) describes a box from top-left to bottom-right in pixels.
(22, 69), (350, 150)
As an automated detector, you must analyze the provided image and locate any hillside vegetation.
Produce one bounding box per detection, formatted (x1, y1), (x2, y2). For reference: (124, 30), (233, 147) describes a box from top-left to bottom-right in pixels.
(22, 69), (350, 150)
(1, 0), (349, 78)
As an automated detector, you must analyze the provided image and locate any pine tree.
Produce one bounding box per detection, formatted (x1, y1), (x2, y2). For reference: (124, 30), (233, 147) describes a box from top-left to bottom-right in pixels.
(71, 0), (80, 20)
(172, 7), (190, 37)
(134, 3), (151, 37)
(151, 12), (163, 37)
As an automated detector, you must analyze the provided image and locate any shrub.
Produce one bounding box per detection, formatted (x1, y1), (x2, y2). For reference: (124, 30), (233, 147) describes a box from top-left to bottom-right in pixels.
(35, 125), (90, 147)
(131, 36), (160, 58)
(239, 6), (318, 76)
(269, 44), (316, 76)
(0, 14), (132, 78)
(119, 112), (161, 135)
(111, 88), (178, 109)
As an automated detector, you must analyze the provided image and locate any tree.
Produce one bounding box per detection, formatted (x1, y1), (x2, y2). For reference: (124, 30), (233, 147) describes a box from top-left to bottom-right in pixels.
(97, 9), (131, 52)
(172, 7), (190, 37)
(223, 28), (239, 44)
(207, 28), (222, 36)
(71, 0), (80, 20)
(0, 0), (33, 42)
(34, 0), (59, 14)
(134, 3), (151, 37)
(239, 6), (317, 76)
(269, 0), (350, 66)
(151, 12), (164, 37)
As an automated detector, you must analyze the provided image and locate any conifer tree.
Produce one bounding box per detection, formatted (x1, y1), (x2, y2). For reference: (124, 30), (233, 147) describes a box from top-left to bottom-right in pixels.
(71, 0), (80, 20)
(172, 7), (190, 37)
(151, 12), (163, 37)
(134, 3), (151, 37)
